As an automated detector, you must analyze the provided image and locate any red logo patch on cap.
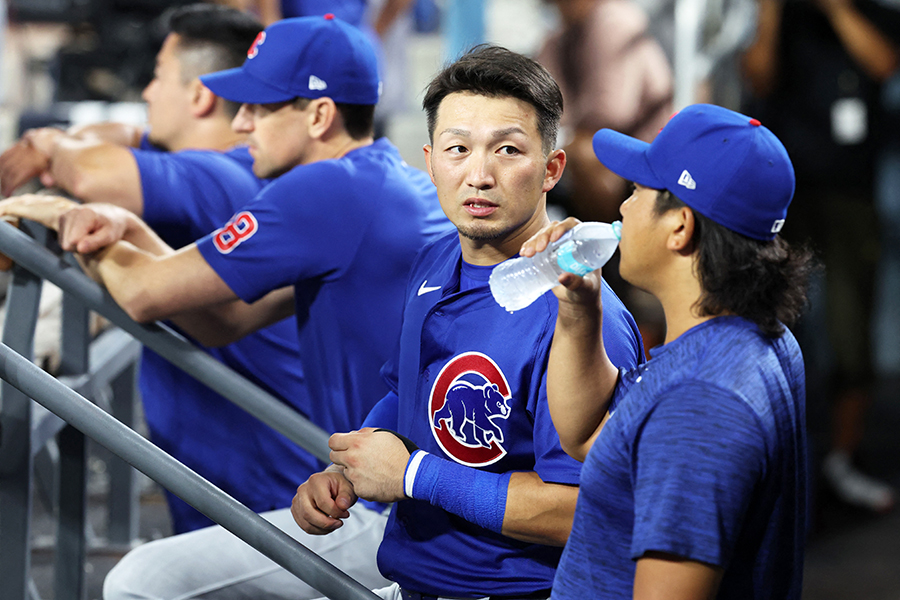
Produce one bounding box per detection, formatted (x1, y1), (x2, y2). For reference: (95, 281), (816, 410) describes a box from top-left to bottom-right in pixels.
(324, 13), (334, 19)
(247, 31), (266, 59)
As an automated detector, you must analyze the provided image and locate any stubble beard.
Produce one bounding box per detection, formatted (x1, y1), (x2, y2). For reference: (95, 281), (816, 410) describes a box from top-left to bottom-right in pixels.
(455, 222), (509, 242)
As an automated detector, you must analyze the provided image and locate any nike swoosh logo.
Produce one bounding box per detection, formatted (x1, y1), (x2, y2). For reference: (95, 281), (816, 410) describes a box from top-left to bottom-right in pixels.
(417, 280), (442, 296)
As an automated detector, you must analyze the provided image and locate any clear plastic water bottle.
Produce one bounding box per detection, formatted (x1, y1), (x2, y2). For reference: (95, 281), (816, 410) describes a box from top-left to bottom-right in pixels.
(490, 221), (622, 312)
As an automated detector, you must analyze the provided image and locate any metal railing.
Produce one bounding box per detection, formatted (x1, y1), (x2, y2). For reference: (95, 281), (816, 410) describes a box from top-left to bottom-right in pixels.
(0, 219), (377, 600)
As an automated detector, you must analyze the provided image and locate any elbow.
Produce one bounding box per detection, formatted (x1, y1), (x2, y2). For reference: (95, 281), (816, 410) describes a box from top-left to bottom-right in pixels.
(67, 171), (105, 204)
(559, 439), (589, 464)
(117, 290), (167, 324)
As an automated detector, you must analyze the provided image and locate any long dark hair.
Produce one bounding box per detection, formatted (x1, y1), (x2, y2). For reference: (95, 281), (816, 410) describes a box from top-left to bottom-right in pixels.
(655, 190), (816, 337)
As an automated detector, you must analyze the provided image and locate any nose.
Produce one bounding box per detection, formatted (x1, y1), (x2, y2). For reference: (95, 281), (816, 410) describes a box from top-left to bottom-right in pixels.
(231, 104), (254, 133)
(464, 152), (495, 190)
(141, 79), (156, 103)
(619, 191), (636, 218)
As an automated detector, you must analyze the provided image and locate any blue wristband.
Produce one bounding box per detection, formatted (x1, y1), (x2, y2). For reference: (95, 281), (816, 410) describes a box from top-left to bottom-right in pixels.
(404, 450), (511, 534)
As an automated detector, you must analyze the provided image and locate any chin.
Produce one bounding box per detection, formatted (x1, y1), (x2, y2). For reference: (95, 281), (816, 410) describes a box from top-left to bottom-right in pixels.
(456, 223), (507, 242)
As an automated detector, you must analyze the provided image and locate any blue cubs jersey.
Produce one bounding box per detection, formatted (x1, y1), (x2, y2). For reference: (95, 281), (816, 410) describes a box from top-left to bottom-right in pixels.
(133, 142), (311, 533)
(196, 138), (452, 456)
(552, 317), (808, 599)
(375, 232), (645, 597)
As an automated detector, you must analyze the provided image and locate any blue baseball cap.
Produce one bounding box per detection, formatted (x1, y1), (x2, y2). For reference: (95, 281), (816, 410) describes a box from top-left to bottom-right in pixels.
(199, 14), (381, 105)
(592, 104), (795, 241)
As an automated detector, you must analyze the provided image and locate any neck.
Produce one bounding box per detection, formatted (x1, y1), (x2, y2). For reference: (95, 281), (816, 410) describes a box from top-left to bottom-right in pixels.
(170, 119), (245, 152)
(649, 259), (719, 345)
(308, 133), (375, 163)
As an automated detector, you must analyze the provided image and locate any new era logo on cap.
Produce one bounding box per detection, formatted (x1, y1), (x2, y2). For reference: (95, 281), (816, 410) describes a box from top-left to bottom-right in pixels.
(771, 219), (785, 233)
(309, 75), (327, 91)
(678, 170), (697, 190)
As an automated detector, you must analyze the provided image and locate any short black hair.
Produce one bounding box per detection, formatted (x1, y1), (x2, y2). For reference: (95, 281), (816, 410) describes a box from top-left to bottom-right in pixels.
(422, 44), (563, 154)
(655, 190), (816, 337)
(291, 98), (375, 140)
(163, 4), (263, 116)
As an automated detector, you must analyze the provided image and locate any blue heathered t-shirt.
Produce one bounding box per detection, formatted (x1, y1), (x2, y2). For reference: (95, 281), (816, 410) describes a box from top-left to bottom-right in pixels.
(133, 142), (312, 533)
(552, 316), (808, 599)
(197, 138), (452, 458)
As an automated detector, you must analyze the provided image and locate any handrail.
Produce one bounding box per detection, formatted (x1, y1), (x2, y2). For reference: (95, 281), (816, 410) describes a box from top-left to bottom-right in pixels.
(0, 220), (331, 463)
(0, 342), (379, 600)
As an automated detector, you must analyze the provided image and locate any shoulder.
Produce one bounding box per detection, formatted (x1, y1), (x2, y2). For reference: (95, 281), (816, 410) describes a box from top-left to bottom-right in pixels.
(409, 231), (461, 275)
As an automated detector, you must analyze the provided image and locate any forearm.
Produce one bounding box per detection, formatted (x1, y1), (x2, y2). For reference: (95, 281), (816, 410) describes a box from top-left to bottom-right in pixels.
(741, 0), (782, 97)
(48, 138), (142, 210)
(66, 122), (144, 147)
(168, 286), (295, 347)
(405, 452), (576, 546)
(118, 211), (173, 256)
(547, 300), (618, 462)
(826, 4), (899, 81)
(501, 472), (577, 546)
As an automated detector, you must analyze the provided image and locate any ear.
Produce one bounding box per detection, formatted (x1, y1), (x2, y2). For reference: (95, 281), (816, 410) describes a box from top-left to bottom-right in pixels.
(308, 98), (338, 139)
(667, 206), (696, 254)
(542, 148), (566, 193)
(423, 144), (436, 185)
(190, 79), (218, 118)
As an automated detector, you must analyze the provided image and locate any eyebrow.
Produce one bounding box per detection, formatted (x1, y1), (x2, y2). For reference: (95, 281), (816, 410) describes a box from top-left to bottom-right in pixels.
(439, 126), (529, 139)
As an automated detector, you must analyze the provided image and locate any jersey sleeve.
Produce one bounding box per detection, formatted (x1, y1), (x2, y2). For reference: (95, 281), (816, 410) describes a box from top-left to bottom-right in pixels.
(600, 279), (645, 370)
(631, 382), (765, 568)
(133, 149), (261, 244)
(195, 162), (373, 303)
(529, 314), (583, 486)
(361, 391), (400, 430)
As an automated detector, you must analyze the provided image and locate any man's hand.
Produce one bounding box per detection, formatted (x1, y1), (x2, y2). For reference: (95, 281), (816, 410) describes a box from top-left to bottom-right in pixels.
(0, 194), (79, 231)
(57, 203), (133, 254)
(329, 428), (410, 503)
(291, 466), (358, 535)
(0, 138), (52, 197)
(519, 218), (604, 319)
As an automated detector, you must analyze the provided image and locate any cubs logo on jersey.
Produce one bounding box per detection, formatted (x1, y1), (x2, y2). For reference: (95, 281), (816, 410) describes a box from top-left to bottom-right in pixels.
(213, 211), (258, 254)
(429, 352), (512, 467)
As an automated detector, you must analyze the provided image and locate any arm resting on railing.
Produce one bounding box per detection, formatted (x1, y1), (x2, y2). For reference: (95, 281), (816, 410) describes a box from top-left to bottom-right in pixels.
(0, 195), (296, 346)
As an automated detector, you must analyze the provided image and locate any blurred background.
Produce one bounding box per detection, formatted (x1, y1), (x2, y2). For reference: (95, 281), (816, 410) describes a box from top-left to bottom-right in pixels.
(2, 0), (899, 598)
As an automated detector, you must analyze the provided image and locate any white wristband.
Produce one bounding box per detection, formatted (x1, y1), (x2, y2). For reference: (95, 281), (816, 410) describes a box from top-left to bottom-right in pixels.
(403, 449), (428, 498)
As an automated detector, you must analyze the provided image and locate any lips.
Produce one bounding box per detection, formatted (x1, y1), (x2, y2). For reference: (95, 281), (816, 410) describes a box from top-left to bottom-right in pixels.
(464, 198), (498, 217)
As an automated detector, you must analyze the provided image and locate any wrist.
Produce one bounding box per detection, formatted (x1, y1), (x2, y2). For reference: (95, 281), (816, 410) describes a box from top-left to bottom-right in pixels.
(403, 450), (511, 533)
(25, 128), (65, 157)
(555, 298), (602, 334)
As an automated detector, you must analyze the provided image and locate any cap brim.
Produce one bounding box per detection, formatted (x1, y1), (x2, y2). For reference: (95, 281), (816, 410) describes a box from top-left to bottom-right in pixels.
(200, 67), (296, 105)
(592, 129), (664, 189)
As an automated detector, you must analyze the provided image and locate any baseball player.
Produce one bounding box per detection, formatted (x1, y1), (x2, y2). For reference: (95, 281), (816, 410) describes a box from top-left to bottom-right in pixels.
(0, 4), (315, 534)
(0, 15), (450, 599)
(526, 104), (811, 599)
(291, 45), (645, 599)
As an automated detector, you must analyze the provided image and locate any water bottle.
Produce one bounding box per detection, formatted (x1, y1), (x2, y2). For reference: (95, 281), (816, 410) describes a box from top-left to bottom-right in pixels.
(490, 221), (621, 312)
